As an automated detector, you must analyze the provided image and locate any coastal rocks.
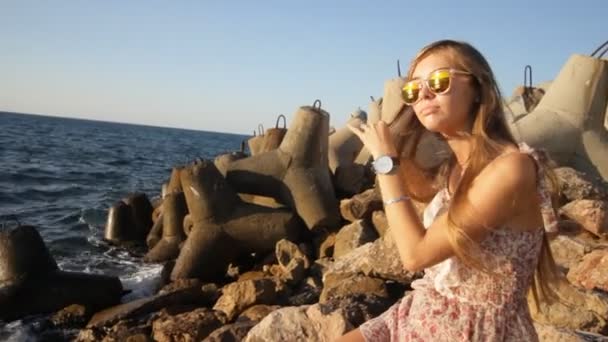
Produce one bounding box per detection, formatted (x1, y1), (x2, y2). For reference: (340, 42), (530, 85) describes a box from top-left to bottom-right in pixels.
(151, 307), (227, 342)
(0, 225), (123, 321)
(560, 200), (608, 238)
(339, 188), (383, 222)
(333, 220), (378, 259)
(212, 278), (278, 321)
(567, 249), (608, 292)
(554, 167), (608, 202)
(225, 102), (341, 231)
(324, 228), (420, 284)
(104, 193), (154, 245)
(243, 305), (352, 342)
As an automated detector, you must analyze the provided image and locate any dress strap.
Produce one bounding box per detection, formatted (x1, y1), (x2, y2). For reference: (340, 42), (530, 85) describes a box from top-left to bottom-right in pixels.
(518, 142), (559, 233)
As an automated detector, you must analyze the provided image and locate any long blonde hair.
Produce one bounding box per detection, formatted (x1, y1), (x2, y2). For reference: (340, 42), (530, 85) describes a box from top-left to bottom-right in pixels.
(395, 40), (560, 308)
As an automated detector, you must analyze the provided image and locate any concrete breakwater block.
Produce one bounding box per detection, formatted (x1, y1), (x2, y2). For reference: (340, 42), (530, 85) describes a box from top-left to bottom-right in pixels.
(104, 192), (154, 245)
(170, 159), (305, 282)
(510, 53), (608, 181)
(226, 101), (341, 231)
(0, 225), (123, 321)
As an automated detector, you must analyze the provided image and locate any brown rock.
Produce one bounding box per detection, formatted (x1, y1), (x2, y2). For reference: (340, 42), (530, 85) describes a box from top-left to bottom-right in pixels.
(334, 220), (378, 258)
(318, 232), (336, 259)
(549, 235), (592, 271)
(568, 249), (608, 291)
(213, 278), (278, 321)
(530, 280), (608, 334)
(51, 304), (90, 329)
(560, 200), (608, 237)
(325, 228), (420, 284)
(320, 273), (388, 303)
(152, 307), (225, 342)
(371, 210), (389, 237)
(243, 305), (352, 342)
(533, 322), (585, 341)
(237, 304), (282, 322)
(339, 188), (382, 222)
(204, 320), (258, 342)
(554, 167), (607, 202)
(275, 239), (310, 286)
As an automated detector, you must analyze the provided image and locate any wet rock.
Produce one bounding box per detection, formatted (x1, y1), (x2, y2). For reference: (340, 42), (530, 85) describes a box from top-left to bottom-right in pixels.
(51, 304), (90, 329)
(204, 320), (258, 342)
(87, 287), (209, 329)
(213, 278), (278, 321)
(560, 200), (608, 237)
(320, 273), (388, 303)
(152, 307), (226, 342)
(334, 220), (378, 259)
(568, 249), (608, 292)
(0, 226), (123, 322)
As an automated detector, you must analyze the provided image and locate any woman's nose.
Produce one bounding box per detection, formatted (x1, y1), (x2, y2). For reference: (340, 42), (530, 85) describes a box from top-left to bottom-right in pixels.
(418, 82), (434, 101)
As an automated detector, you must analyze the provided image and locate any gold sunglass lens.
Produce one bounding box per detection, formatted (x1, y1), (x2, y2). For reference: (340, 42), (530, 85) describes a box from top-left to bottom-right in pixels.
(428, 70), (451, 93)
(402, 80), (421, 104)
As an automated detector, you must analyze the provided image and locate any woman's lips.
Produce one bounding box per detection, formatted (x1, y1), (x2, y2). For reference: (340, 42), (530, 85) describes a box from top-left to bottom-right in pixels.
(420, 106), (439, 116)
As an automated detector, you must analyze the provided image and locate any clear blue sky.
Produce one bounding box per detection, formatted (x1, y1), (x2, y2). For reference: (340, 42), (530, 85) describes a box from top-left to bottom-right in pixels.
(1, 1), (606, 134)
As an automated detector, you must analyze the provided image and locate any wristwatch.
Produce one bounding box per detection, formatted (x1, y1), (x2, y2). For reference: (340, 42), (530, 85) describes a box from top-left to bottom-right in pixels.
(372, 155), (400, 175)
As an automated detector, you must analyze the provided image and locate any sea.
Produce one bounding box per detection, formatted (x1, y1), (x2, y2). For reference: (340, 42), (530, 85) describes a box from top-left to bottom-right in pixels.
(0, 111), (249, 341)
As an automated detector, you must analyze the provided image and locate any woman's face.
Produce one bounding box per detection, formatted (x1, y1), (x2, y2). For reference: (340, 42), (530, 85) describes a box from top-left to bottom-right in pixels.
(409, 53), (478, 136)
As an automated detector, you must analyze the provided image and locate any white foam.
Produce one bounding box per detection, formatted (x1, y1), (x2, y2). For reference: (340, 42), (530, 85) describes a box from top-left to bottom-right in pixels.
(119, 263), (163, 302)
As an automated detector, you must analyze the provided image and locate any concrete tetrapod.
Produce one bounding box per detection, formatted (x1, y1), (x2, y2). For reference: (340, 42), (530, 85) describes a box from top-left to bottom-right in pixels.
(225, 102), (341, 231)
(0, 225), (122, 321)
(144, 192), (188, 262)
(170, 160), (305, 281)
(354, 97), (383, 165)
(328, 110), (369, 195)
(260, 114), (288, 153)
(247, 124), (265, 156)
(510, 53), (608, 181)
(354, 77), (408, 165)
(104, 193), (153, 245)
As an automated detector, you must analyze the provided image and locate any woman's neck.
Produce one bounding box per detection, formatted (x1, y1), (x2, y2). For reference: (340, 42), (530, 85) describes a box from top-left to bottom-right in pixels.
(445, 134), (472, 168)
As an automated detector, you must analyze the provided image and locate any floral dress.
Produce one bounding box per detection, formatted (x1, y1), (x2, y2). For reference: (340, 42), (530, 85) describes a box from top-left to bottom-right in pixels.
(359, 143), (559, 341)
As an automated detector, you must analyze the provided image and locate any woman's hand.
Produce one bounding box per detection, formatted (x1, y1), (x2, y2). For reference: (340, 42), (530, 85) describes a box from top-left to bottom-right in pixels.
(347, 120), (398, 159)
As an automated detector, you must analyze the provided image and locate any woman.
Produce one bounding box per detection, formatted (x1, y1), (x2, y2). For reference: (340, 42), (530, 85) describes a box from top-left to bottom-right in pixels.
(338, 40), (561, 341)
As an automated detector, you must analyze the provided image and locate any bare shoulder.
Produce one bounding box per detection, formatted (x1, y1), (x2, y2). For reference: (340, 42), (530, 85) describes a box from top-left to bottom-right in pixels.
(476, 150), (538, 191)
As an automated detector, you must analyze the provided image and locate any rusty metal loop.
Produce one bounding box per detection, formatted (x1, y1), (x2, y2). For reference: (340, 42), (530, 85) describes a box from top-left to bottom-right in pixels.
(312, 99), (322, 110)
(591, 40), (608, 58)
(275, 114), (286, 129)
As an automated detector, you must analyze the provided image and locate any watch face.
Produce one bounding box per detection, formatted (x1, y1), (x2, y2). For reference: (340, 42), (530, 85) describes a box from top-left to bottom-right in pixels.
(374, 156), (393, 174)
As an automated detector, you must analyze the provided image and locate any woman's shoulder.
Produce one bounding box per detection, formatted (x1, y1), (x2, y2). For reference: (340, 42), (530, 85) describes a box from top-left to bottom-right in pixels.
(481, 146), (538, 186)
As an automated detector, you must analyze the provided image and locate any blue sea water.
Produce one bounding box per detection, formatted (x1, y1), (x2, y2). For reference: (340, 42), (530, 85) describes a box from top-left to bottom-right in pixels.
(0, 111), (248, 340)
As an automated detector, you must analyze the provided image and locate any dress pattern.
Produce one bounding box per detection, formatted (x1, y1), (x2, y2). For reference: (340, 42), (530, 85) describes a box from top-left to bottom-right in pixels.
(359, 143), (557, 341)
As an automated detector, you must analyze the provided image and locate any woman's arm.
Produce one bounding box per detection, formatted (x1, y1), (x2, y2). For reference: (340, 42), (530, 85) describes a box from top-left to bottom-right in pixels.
(349, 121), (538, 272)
